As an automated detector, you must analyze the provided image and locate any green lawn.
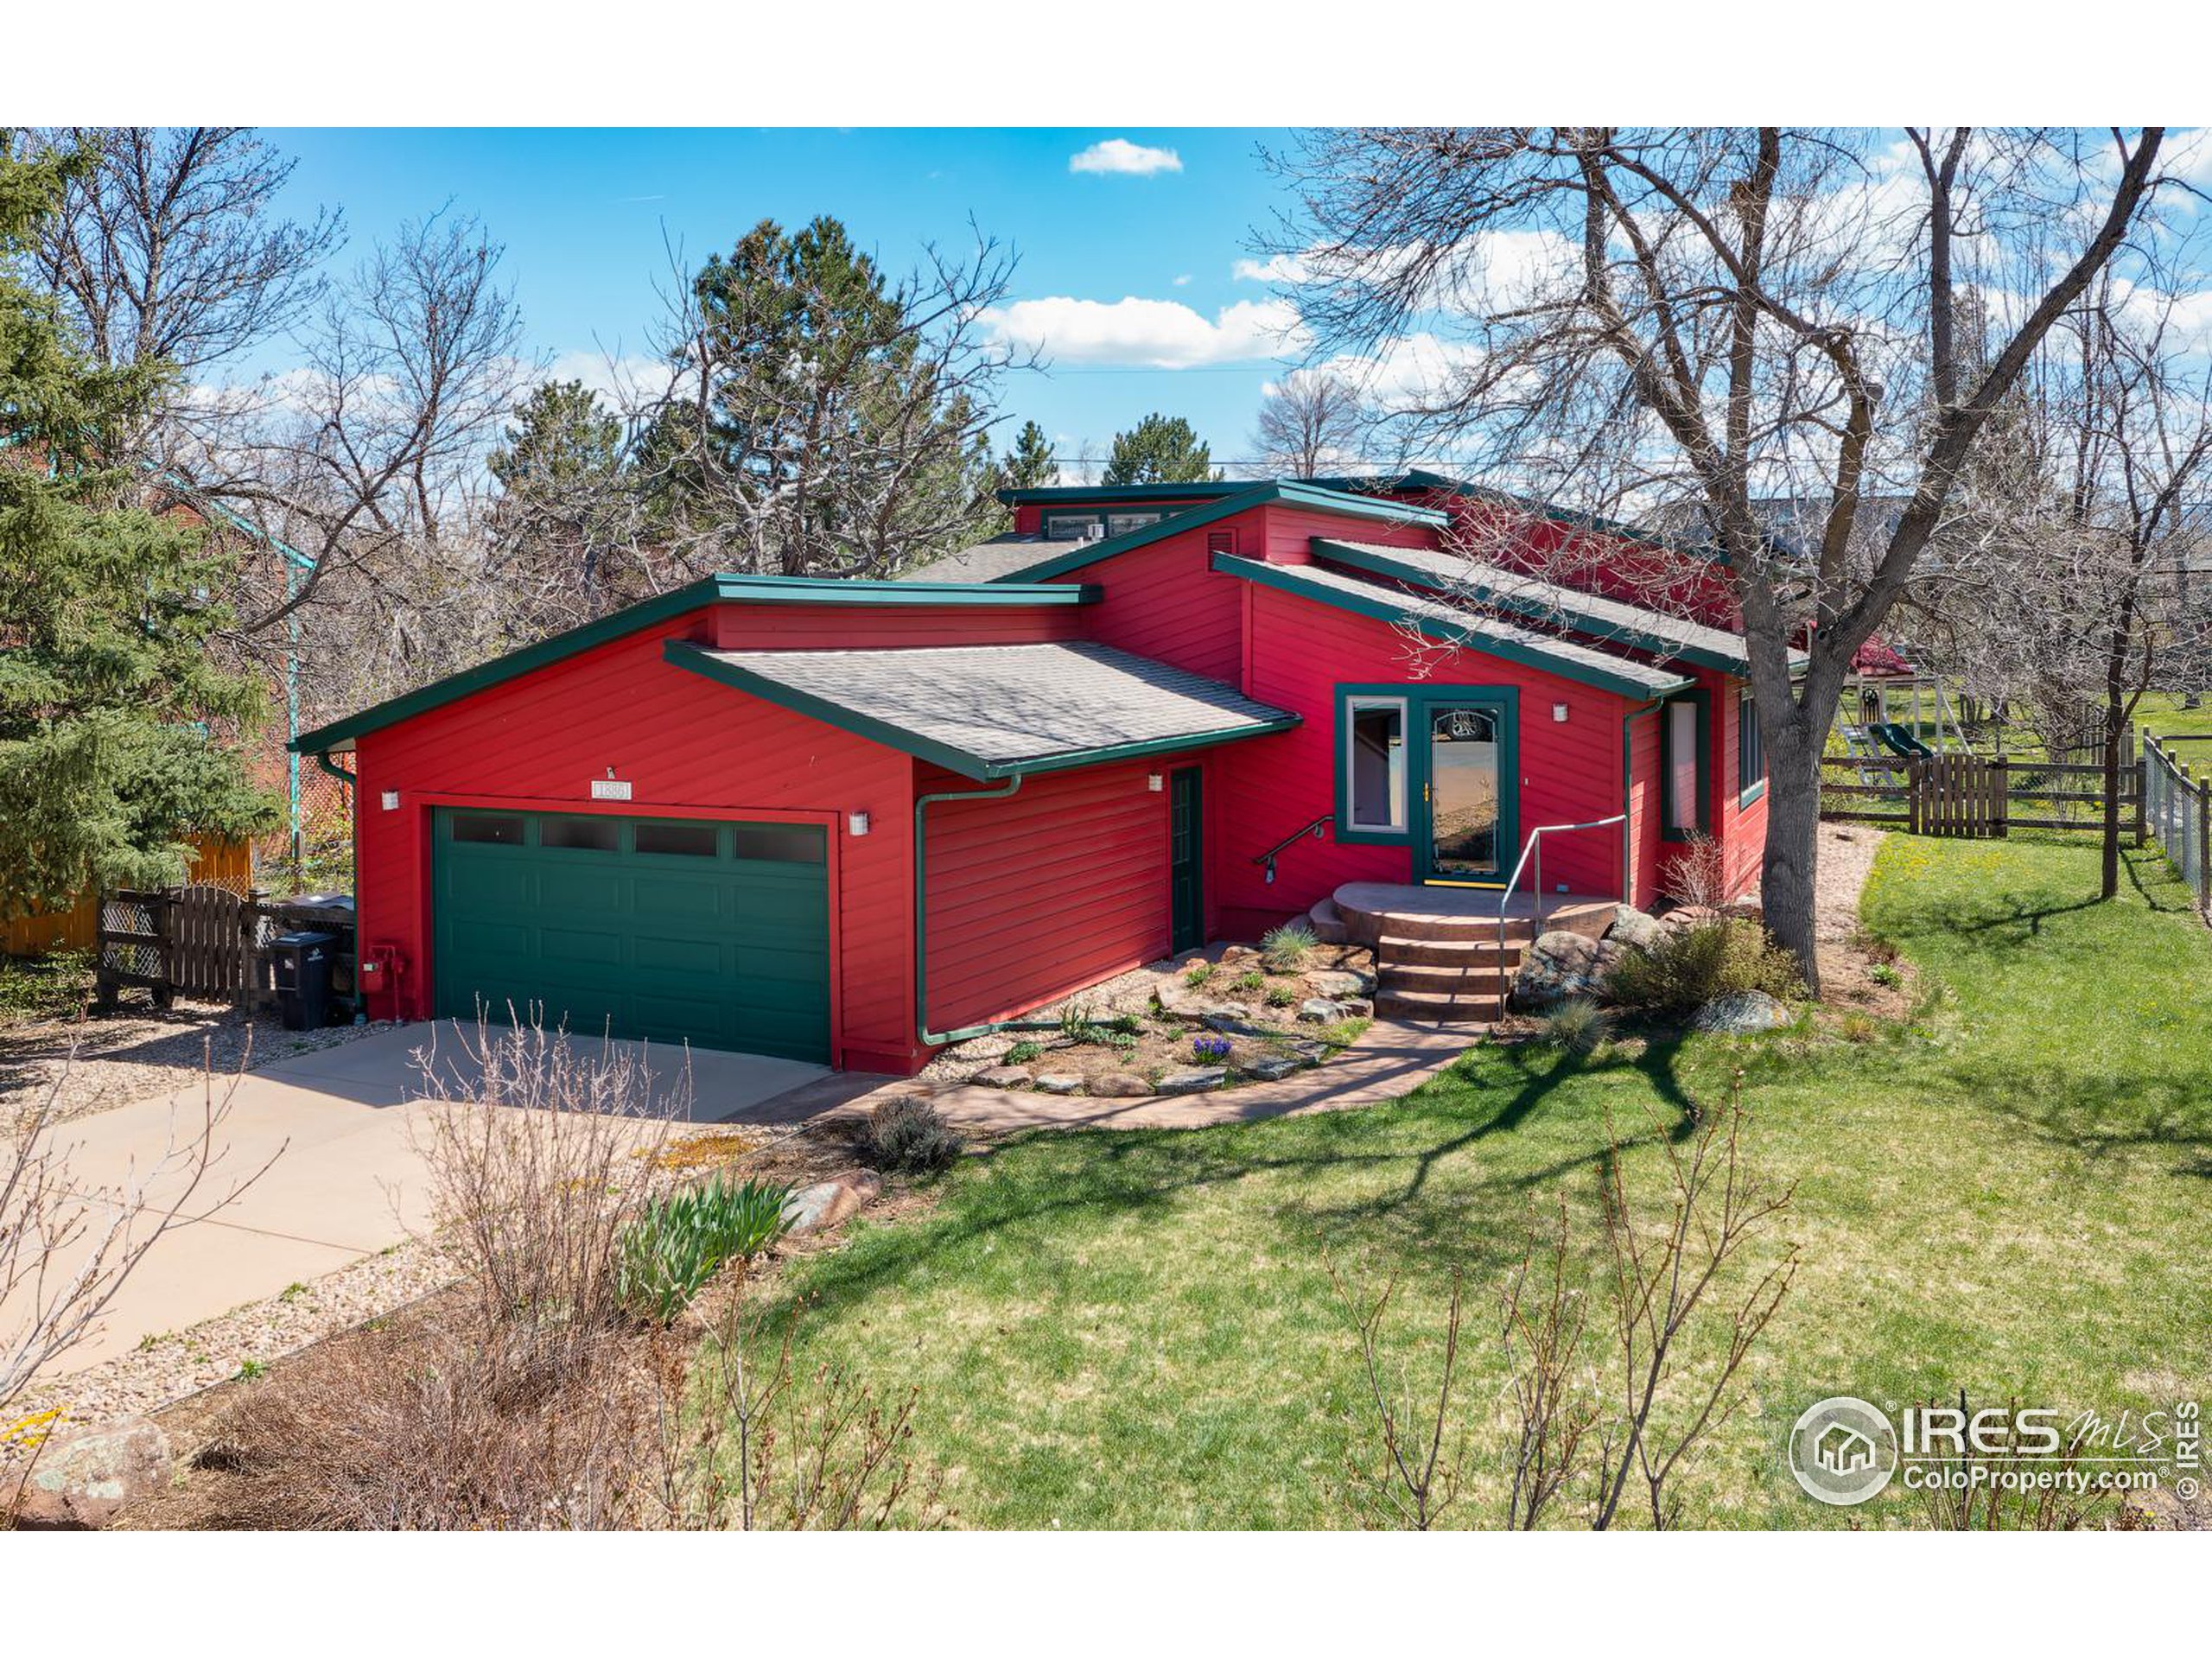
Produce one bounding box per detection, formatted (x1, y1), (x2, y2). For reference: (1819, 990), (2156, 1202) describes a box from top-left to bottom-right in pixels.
(766, 835), (2212, 1528)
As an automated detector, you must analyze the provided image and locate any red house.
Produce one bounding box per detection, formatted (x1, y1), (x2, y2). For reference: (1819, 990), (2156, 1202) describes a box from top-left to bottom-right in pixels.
(293, 475), (1776, 1075)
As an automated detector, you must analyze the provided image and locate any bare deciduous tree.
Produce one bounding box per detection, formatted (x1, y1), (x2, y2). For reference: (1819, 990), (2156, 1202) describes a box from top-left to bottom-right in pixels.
(1267, 127), (2171, 988)
(1252, 370), (1363, 478)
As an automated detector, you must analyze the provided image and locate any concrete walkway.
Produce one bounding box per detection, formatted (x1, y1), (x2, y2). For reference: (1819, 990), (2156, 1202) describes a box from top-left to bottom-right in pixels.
(16, 1022), (829, 1377)
(776, 1019), (1482, 1136)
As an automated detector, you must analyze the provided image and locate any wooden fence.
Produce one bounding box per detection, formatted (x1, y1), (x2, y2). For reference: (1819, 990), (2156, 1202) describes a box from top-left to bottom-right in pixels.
(1822, 753), (2144, 836)
(2144, 734), (2212, 919)
(94, 886), (357, 1014)
(2, 838), (253, 957)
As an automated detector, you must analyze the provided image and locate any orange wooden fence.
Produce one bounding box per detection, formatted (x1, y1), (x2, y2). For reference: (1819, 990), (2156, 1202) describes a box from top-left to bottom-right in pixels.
(0, 839), (251, 957)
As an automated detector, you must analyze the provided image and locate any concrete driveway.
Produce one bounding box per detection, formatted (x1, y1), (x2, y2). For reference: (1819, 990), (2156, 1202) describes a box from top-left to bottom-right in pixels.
(18, 1023), (831, 1378)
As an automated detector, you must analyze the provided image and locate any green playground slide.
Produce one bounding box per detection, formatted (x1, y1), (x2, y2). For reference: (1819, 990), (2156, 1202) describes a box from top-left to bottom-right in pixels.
(1870, 721), (1936, 759)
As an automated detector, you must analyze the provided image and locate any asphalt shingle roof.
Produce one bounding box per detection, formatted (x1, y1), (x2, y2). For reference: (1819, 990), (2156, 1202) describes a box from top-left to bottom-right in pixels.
(1214, 556), (1695, 700)
(893, 534), (1059, 584)
(669, 639), (1299, 778)
(1313, 540), (1798, 675)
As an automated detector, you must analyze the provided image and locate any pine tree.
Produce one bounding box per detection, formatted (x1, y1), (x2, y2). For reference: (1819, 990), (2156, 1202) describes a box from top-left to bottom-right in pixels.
(1000, 419), (1057, 490)
(1101, 412), (1217, 485)
(0, 140), (274, 914)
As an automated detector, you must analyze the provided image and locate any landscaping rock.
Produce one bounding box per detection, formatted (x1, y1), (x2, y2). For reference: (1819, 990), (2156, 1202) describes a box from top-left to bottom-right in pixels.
(1297, 997), (1346, 1023)
(1605, 906), (1664, 952)
(1154, 976), (1208, 1016)
(1288, 1040), (1330, 1065)
(1219, 944), (1262, 966)
(1203, 1009), (1268, 1037)
(10, 1418), (169, 1529)
(1338, 996), (1374, 1018)
(1306, 969), (1376, 998)
(1155, 1065), (1228, 1095)
(1033, 1072), (1084, 1095)
(1660, 904), (1726, 934)
(1511, 930), (1627, 1011)
(975, 1065), (1032, 1089)
(781, 1170), (884, 1236)
(1691, 990), (1791, 1034)
(1087, 1073), (1150, 1097)
(1245, 1055), (1301, 1082)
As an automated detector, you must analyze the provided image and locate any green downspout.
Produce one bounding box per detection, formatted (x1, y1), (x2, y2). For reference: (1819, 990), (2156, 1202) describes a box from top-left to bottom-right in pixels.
(312, 750), (357, 787)
(913, 773), (1068, 1048)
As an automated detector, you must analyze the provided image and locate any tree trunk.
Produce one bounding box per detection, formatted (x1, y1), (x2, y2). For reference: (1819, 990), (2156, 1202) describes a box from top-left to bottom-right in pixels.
(1760, 716), (1825, 996)
(2100, 701), (2126, 901)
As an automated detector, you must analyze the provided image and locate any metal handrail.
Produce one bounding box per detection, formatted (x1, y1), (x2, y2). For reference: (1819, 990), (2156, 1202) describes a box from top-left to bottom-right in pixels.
(1493, 813), (1629, 1016)
(1252, 814), (1332, 884)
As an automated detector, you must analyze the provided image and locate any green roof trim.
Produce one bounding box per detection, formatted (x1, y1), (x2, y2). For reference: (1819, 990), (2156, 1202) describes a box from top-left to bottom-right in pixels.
(664, 639), (1299, 780)
(290, 572), (1102, 754)
(1310, 538), (1789, 677)
(1212, 554), (1695, 702)
(988, 480), (1449, 586)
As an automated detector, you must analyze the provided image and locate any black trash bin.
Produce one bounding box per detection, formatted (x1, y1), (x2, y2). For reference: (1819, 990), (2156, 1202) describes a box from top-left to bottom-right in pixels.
(270, 930), (337, 1030)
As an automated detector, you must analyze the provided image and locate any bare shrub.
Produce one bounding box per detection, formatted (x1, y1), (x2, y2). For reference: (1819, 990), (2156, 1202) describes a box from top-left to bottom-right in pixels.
(1658, 830), (1731, 912)
(1333, 1075), (1797, 1529)
(3, 1044), (276, 1414)
(1913, 1393), (2150, 1532)
(406, 1014), (685, 1345)
(867, 1096), (964, 1174)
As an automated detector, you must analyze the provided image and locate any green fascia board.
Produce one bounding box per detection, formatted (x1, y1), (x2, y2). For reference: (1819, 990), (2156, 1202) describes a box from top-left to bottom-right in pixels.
(991, 481), (1450, 586)
(1311, 537), (1769, 677)
(664, 640), (1299, 781)
(290, 573), (1103, 753)
(1213, 553), (1694, 702)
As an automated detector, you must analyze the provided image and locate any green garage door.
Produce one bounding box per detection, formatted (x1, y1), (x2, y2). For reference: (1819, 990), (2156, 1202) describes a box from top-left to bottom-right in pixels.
(431, 810), (830, 1063)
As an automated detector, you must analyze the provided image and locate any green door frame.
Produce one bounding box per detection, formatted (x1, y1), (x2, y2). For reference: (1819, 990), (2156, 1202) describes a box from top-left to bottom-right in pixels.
(1169, 766), (1205, 953)
(1414, 689), (1520, 887)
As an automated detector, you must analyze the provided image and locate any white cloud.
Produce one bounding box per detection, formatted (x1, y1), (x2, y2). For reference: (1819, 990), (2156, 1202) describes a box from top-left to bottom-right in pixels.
(1068, 139), (1183, 177)
(1301, 333), (1484, 408)
(544, 348), (675, 411)
(1235, 232), (1574, 310)
(983, 296), (1308, 368)
(1172, 272), (1193, 287)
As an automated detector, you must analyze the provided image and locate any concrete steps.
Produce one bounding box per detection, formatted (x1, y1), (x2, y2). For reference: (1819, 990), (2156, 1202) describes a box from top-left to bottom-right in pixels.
(1306, 896), (1349, 945)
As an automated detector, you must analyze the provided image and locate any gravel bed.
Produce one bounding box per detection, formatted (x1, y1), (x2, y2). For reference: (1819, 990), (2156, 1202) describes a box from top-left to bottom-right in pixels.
(9, 1237), (457, 1430)
(1, 1001), (388, 1128)
(1815, 823), (1886, 944)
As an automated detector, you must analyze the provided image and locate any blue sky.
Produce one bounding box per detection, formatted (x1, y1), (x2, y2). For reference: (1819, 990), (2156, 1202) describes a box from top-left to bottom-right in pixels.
(261, 128), (1307, 475)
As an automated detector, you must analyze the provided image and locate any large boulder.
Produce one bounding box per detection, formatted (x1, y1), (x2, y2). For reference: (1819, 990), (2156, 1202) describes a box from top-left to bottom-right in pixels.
(782, 1170), (884, 1236)
(1605, 906), (1665, 953)
(1691, 990), (1791, 1034)
(10, 1418), (170, 1529)
(974, 1065), (1032, 1089)
(1511, 931), (1627, 1011)
(1307, 968), (1376, 998)
(1087, 1073), (1150, 1098)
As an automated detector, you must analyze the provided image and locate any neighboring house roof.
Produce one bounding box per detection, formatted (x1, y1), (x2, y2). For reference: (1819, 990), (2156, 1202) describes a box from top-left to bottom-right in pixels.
(664, 639), (1300, 781)
(1211, 553), (1694, 702)
(1311, 539), (1800, 676)
(982, 480), (1449, 586)
(290, 573), (1101, 754)
(894, 533), (1054, 584)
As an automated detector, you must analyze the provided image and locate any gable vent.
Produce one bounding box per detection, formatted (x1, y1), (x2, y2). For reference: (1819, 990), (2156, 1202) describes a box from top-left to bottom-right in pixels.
(1206, 529), (1237, 556)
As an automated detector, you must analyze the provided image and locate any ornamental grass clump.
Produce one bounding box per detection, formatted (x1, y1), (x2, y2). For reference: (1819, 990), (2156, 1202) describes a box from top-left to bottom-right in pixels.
(1535, 997), (1611, 1055)
(617, 1177), (793, 1323)
(1260, 921), (1318, 972)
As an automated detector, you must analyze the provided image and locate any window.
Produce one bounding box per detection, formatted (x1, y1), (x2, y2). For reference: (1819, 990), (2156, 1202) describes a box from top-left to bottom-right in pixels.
(1341, 695), (1408, 836)
(1105, 510), (1163, 537)
(1660, 692), (1710, 839)
(1043, 511), (1104, 541)
(541, 817), (619, 852)
(634, 822), (719, 858)
(731, 824), (826, 864)
(1737, 689), (1766, 806)
(450, 813), (524, 846)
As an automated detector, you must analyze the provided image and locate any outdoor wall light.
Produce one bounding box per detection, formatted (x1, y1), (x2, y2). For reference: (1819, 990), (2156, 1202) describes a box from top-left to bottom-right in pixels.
(1147, 773), (1164, 791)
(848, 811), (871, 836)
(380, 791), (401, 810)
(1553, 702), (1569, 722)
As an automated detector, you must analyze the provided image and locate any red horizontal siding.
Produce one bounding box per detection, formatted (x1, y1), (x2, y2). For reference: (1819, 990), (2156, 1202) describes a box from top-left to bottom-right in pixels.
(1211, 585), (1634, 929)
(349, 609), (923, 1072)
(1257, 503), (1438, 563)
(1052, 529), (1246, 683)
(919, 757), (1173, 1030)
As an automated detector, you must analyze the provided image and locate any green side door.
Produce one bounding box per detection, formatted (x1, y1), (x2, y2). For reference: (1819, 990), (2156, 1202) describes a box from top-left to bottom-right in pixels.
(431, 810), (830, 1063)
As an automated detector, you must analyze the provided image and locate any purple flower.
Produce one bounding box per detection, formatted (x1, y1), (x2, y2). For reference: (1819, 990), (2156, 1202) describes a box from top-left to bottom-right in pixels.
(1192, 1034), (1232, 1062)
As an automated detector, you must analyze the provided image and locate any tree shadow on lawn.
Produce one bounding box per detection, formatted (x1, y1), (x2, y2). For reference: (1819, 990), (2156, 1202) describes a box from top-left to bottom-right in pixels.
(776, 1035), (1713, 1337)
(1963, 1059), (2212, 1177)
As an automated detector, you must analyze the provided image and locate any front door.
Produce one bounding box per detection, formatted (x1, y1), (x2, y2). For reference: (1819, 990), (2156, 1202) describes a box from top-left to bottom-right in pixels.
(1168, 766), (1204, 952)
(1421, 700), (1515, 886)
